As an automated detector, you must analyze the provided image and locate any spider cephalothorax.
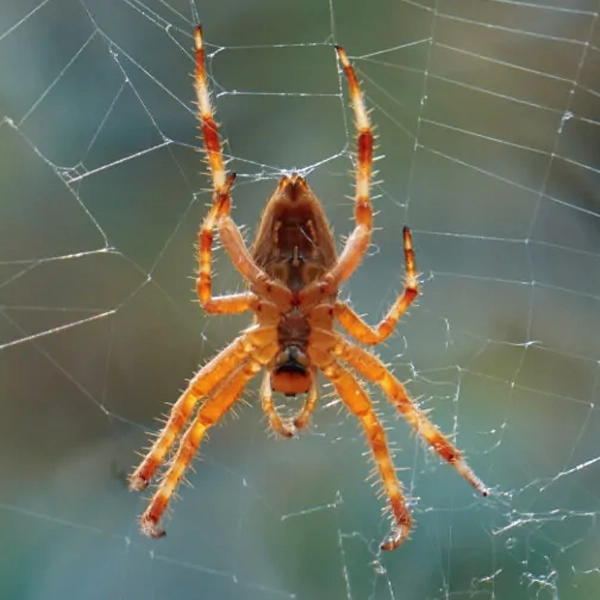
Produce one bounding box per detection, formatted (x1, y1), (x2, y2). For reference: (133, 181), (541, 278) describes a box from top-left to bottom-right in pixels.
(130, 27), (488, 550)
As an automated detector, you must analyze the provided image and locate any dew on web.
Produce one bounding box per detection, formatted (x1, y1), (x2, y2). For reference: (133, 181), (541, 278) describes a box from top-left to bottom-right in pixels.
(1, 0), (599, 599)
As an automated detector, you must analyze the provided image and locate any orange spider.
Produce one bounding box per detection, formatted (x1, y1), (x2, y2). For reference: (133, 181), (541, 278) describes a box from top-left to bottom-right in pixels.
(129, 27), (488, 550)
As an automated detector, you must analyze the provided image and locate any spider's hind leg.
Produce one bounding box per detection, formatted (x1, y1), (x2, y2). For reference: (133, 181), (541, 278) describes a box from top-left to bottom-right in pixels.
(262, 370), (320, 438)
(130, 335), (254, 491)
(262, 372), (296, 438)
(292, 374), (319, 430)
(314, 353), (413, 550)
(139, 351), (273, 537)
(335, 337), (489, 497)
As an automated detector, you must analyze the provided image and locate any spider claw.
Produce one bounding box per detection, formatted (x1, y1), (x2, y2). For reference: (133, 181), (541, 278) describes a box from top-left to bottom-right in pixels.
(128, 473), (150, 492)
(225, 172), (236, 190)
(194, 26), (203, 47)
(151, 526), (167, 539)
(140, 513), (167, 539)
(292, 416), (306, 430)
(272, 419), (296, 438)
(146, 523), (167, 539)
(380, 526), (410, 552)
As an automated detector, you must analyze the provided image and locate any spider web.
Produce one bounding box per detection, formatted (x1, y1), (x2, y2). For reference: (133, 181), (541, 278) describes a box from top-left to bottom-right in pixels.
(1, 0), (599, 598)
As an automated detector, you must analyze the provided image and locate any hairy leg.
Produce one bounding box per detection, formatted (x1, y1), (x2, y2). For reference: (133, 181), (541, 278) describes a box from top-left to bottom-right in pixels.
(334, 336), (489, 496)
(335, 227), (419, 344)
(314, 352), (412, 550)
(194, 27), (292, 310)
(196, 174), (258, 314)
(130, 326), (276, 491)
(261, 372), (319, 436)
(261, 372), (295, 438)
(139, 355), (268, 537)
(292, 374), (318, 430)
(299, 46), (374, 307)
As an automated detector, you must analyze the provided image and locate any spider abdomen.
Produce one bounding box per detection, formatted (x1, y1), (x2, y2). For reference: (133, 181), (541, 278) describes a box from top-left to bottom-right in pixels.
(252, 174), (337, 293)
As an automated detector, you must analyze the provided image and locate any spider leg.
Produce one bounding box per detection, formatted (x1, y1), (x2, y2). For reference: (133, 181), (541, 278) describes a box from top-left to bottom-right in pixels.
(194, 26), (227, 194)
(139, 352), (273, 537)
(334, 336), (489, 496)
(261, 370), (319, 437)
(129, 326), (276, 491)
(197, 192), (264, 314)
(197, 176), (258, 314)
(261, 371), (296, 438)
(335, 227), (418, 345)
(299, 47), (373, 308)
(194, 27), (292, 311)
(315, 354), (412, 551)
(292, 373), (319, 430)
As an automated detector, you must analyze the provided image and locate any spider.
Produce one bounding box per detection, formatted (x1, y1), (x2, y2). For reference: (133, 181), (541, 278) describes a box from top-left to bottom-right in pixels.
(129, 26), (488, 551)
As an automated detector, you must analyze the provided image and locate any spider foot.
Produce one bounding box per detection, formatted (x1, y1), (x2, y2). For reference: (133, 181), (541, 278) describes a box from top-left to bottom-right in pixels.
(275, 420), (297, 438)
(452, 455), (490, 497)
(380, 524), (410, 552)
(293, 415), (310, 431)
(140, 521), (166, 539)
(128, 471), (151, 492)
(136, 487), (172, 538)
(266, 414), (297, 438)
(139, 511), (167, 538)
(129, 454), (162, 491)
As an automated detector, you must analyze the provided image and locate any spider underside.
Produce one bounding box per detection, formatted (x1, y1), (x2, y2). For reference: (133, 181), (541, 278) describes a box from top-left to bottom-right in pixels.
(129, 26), (488, 551)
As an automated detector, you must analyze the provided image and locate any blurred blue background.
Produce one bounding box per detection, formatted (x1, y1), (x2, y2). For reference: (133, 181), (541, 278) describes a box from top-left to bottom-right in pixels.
(1, 1), (599, 599)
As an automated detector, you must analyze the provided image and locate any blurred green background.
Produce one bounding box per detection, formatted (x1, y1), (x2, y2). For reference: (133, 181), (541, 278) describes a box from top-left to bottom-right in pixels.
(1, 0), (599, 599)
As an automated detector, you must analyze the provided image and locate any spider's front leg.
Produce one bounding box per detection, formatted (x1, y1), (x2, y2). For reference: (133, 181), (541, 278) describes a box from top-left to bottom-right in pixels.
(194, 26), (292, 311)
(193, 28), (254, 315)
(300, 46), (374, 307)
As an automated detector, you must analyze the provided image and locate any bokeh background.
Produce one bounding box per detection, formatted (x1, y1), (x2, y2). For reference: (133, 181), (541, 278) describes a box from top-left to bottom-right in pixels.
(1, 1), (599, 599)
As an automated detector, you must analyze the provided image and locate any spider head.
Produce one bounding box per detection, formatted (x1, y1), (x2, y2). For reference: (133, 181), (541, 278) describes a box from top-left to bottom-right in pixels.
(271, 345), (312, 396)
